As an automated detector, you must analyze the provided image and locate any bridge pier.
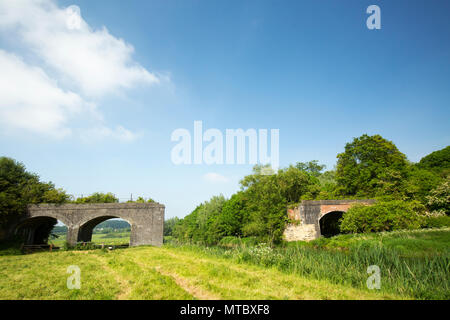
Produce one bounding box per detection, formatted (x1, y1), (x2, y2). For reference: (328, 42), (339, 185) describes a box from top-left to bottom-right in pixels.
(66, 227), (79, 246)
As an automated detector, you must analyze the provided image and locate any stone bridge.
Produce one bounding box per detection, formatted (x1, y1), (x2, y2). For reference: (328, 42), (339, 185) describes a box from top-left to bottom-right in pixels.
(12, 203), (164, 247)
(283, 200), (375, 241)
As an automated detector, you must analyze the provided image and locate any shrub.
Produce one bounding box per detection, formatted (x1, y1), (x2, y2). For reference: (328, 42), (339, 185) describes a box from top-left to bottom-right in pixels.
(426, 177), (450, 215)
(340, 200), (425, 233)
(422, 215), (450, 228)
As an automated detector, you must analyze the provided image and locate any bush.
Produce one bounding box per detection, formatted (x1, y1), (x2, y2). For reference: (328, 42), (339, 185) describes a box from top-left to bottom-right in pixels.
(426, 177), (449, 215)
(340, 200), (425, 233)
(422, 215), (450, 228)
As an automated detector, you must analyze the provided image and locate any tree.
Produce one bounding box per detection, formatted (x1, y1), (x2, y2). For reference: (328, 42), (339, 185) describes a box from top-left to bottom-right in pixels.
(172, 195), (227, 245)
(316, 170), (339, 199)
(217, 192), (249, 237)
(0, 157), (70, 241)
(295, 160), (326, 177)
(164, 217), (180, 236)
(417, 146), (450, 177)
(404, 165), (441, 203)
(335, 134), (409, 198)
(239, 164), (321, 243)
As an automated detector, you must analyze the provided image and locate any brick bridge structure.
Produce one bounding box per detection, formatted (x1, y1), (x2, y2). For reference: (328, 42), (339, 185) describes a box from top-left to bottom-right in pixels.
(11, 203), (165, 247)
(283, 200), (375, 241)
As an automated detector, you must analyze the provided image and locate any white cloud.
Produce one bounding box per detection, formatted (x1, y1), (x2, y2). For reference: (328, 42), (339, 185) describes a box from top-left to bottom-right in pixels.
(0, 0), (162, 140)
(0, 50), (92, 138)
(79, 125), (140, 143)
(0, 0), (159, 97)
(203, 172), (230, 183)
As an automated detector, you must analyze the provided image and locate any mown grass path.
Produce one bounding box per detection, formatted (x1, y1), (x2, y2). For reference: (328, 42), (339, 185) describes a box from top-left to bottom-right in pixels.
(0, 246), (404, 300)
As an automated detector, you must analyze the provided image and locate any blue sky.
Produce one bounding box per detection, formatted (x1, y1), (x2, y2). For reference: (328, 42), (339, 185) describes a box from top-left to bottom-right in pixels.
(0, 0), (449, 219)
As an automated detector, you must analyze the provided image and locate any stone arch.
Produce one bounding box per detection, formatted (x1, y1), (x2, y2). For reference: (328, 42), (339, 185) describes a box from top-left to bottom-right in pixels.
(76, 215), (133, 244)
(14, 215), (69, 245)
(318, 210), (344, 237)
(25, 211), (72, 227)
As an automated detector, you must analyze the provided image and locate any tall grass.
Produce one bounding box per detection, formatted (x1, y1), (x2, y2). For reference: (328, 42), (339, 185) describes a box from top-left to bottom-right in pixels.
(169, 232), (450, 300)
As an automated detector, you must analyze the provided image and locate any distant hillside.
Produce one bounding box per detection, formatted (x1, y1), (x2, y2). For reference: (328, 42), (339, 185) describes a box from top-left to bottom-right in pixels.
(51, 219), (130, 234)
(95, 219), (130, 230)
(52, 225), (67, 234)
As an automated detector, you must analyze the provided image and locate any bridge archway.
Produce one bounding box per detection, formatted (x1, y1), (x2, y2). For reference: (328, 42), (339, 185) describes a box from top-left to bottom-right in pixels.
(319, 211), (344, 238)
(284, 200), (375, 242)
(15, 216), (60, 245)
(77, 216), (132, 244)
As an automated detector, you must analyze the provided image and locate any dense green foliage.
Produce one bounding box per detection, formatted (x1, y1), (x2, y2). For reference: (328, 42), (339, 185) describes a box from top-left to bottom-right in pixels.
(0, 157), (70, 238)
(335, 134), (409, 197)
(418, 146), (450, 177)
(173, 165), (325, 244)
(340, 201), (425, 233)
(73, 192), (118, 203)
(173, 195), (227, 245)
(172, 136), (449, 245)
(164, 217), (180, 236)
(426, 177), (450, 215)
(404, 165), (441, 203)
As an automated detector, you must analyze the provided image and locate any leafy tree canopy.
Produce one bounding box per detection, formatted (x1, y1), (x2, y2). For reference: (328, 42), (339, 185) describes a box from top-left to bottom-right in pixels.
(295, 160), (326, 177)
(335, 134), (409, 198)
(0, 157), (70, 238)
(417, 146), (450, 177)
(164, 217), (180, 236)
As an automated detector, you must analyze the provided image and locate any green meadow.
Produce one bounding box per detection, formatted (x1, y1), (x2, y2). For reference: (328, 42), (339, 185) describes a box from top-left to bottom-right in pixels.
(0, 228), (448, 300)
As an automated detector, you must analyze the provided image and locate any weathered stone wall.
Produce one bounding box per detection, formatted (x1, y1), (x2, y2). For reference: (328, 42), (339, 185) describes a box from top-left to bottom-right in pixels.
(284, 223), (318, 241)
(283, 199), (375, 242)
(14, 203), (165, 247)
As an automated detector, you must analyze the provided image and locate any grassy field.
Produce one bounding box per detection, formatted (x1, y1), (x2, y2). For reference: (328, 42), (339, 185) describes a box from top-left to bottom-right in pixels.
(0, 228), (448, 300)
(193, 228), (450, 299)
